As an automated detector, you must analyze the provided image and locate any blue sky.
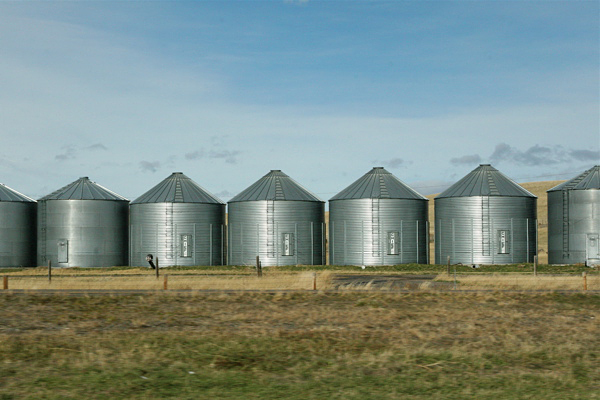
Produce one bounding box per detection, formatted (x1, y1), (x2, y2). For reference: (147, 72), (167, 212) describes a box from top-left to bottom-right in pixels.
(1, 1), (598, 202)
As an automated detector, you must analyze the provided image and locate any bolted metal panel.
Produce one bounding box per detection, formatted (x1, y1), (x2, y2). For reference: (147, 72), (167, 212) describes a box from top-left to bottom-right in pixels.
(435, 196), (537, 264)
(0, 201), (37, 267)
(548, 167), (600, 264)
(329, 198), (428, 266)
(129, 202), (226, 267)
(227, 200), (325, 266)
(229, 170), (323, 202)
(37, 199), (129, 268)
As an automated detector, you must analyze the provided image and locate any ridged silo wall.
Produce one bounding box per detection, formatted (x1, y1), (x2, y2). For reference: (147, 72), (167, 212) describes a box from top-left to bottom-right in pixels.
(329, 198), (429, 266)
(548, 190), (600, 264)
(37, 200), (129, 267)
(435, 196), (537, 264)
(228, 200), (325, 266)
(129, 203), (226, 267)
(0, 202), (37, 267)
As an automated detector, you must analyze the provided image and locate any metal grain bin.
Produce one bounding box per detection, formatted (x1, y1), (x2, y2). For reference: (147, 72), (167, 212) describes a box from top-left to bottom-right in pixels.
(130, 172), (226, 267)
(37, 177), (129, 268)
(435, 164), (537, 265)
(329, 167), (429, 266)
(547, 165), (600, 265)
(228, 170), (325, 266)
(0, 184), (36, 267)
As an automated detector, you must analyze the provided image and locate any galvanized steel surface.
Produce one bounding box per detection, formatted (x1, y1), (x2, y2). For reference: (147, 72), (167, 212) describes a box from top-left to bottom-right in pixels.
(436, 164), (536, 199)
(548, 165), (600, 192)
(0, 201), (37, 267)
(435, 196), (537, 264)
(229, 170), (323, 202)
(132, 172), (225, 204)
(228, 200), (325, 266)
(130, 203), (226, 267)
(330, 167), (428, 200)
(0, 183), (36, 202)
(548, 184), (600, 265)
(37, 199), (129, 268)
(39, 177), (128, 201)
(329, 198), (428, 266)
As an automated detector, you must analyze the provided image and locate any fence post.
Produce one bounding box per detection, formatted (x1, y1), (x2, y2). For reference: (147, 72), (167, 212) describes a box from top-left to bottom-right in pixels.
(533, 255), (537, 276)
(256, 256), (262, 277)
(313, 272), (317, 291)
(48, 260), (52, 283)
(164, 274), (168, 290)
(447, 256), (450, 275)
(156, 258), (159, 279)
(453, 265), (457, 290)
(3, 276), (7, 290)
(583, 272), (587, 291)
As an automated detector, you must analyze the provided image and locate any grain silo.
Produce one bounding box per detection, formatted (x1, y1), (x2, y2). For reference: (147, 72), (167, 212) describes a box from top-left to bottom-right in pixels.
(547, 165), (600, 265)
(0, 183), (36, 267)
(37, 177), (129, 268)
(435, 164), (537, 265)
(130, 172), (226, 267)
(329, 167), (429, 266)
(228, 170), (325, 266)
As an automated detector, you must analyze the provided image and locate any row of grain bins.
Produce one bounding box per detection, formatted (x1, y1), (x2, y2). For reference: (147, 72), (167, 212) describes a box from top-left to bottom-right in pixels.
(0, 165), (598, 267)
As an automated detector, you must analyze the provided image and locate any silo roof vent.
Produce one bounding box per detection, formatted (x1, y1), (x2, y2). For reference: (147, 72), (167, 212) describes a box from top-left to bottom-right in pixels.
(229, 170), (323, 202)
(39, 177), (128, 201)
(330, 167), (427, 201)
(548, 165), (600, 192)
(132, 172), (225, 204)
(436, 164), (536, 199)
(0, 183), (36, 202)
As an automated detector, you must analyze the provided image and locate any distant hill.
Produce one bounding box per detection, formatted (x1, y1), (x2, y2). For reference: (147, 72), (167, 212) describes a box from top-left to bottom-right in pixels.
(426, 180), (565, 264)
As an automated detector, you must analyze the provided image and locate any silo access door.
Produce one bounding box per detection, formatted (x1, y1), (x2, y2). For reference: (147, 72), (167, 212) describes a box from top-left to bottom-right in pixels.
(586, 234), (599, 264)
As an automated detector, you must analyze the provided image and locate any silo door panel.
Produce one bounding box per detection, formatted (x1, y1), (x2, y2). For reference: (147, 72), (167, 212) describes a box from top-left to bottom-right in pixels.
(180, 235), (192, 258)
(58, 239), (68, 263)
(587, 234), (599, 260)
(282, 233), (294, 256)
(497, 230), (510, 254)
(387, 231), (399, 255)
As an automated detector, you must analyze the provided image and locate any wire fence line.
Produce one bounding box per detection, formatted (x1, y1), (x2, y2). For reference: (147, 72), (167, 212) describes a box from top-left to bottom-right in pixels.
(1, 271), (598, 292)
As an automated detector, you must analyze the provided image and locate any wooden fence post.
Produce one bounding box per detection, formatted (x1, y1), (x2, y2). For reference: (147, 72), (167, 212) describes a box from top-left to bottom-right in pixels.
(583, 272), (587, 291)
(533, 256), (537, 276)
(164, 274), (168, 290)
(48, 260), (52, 283)
(156, 258), (159, 279)
(256, 256), (262, 277)
(313, 272), (317, 291)
(3, 276), (7, 290)
(447, 256), (450, 275)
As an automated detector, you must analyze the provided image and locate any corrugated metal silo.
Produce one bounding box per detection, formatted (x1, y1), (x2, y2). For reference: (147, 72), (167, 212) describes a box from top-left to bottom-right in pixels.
(329, 167), (429, 266)
(547, 165), (600, 265)
(37, 177), (129, 268)
(227, 170), (325, 266)
(0, 183), (37, 267)
(130, 172), (226, 267)
(435, 164), (537, 265)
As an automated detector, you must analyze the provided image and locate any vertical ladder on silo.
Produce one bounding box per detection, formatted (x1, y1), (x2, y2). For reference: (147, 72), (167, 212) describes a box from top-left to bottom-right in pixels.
(165, 203), (174, 260)
(267, 200), (275, 258)
(372, 198), (380, 257)
(562, 189), (569, 258)
(482, 196), (490, 256)
(40, 202), (46, 261)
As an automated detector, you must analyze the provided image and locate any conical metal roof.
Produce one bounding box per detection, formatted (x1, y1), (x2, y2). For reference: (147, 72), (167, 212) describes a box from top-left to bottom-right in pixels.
(548, 165), (600, 192)
(330, 167), (427, 201)
(229, 170), (323, 203)
(132, 172), (224, 204)
(39, 177), (128, 201)
(436, 164), (536, 199)
(0, 183), (36, 203)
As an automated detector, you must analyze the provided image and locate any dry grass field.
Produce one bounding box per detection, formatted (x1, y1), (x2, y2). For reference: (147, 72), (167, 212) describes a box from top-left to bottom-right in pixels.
(0, 292), (598, 399)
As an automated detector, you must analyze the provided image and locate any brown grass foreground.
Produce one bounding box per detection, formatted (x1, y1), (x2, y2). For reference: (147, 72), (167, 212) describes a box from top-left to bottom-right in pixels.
(0, 292), (598, 399)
